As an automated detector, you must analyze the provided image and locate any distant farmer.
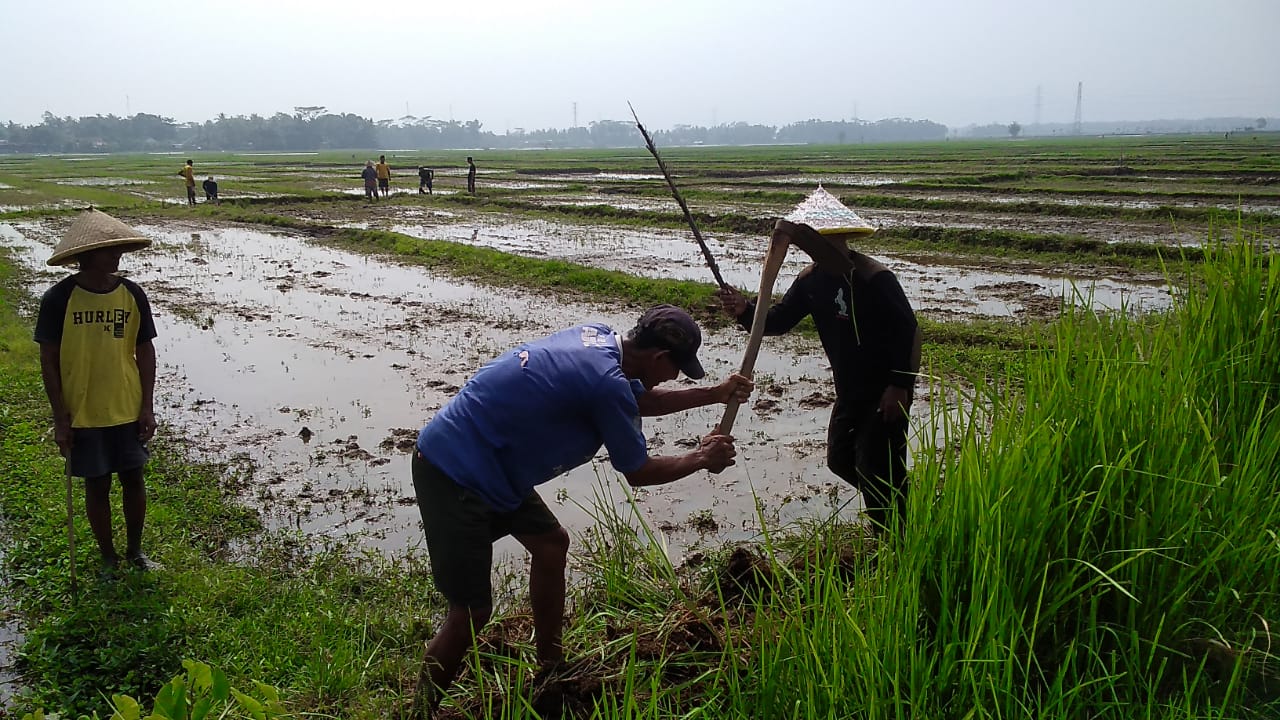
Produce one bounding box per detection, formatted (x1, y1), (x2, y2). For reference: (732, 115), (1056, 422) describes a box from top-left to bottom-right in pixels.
(178, 159), (196, 206)
(375, 154), (392, 198)
(417, 166), (434, 195)
(202, 176), (219, 204)
(466, 156), (476, 195)
(411, 305), (753, 716)
(35, 209), (160, 579)
(361, 161), (379, 202)
(717, 237), (921, 535)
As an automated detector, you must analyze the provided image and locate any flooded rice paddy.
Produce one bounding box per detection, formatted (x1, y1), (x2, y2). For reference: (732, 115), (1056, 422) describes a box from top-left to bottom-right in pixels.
(1, 138), (1271, 565)
(51, 177), (156, 187)
(0, 544), (17, 704)
(1, 221), (915, 560)
(367, 208), (1172, 318)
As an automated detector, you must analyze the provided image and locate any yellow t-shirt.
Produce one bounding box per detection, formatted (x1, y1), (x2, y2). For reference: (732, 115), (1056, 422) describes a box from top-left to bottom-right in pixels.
(375, 162), (391, 180)
(34, 276), (157, 428)
(180, 165), (195, 186)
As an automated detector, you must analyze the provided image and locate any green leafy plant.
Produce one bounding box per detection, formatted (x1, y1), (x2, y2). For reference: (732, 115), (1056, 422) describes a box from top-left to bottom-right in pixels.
(18, 661), (287, 720)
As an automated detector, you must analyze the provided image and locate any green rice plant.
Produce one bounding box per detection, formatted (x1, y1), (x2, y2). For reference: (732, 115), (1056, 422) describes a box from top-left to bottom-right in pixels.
(895, 227), (1280, 716)
(691, 229), (1276, 720)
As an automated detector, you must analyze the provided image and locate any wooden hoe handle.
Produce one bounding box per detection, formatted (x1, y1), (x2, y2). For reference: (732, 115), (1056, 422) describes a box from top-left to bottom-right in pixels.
(718, 224), (791, 435)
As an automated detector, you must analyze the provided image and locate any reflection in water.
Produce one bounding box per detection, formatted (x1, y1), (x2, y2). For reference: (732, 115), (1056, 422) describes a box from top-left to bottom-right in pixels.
(0, 541), (21, 705)
(0, 221), (902, 562)
(378, 212), (1172, 318)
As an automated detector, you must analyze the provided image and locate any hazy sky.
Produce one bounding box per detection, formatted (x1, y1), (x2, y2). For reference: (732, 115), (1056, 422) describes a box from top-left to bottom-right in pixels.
(1, 0), (1276, 130)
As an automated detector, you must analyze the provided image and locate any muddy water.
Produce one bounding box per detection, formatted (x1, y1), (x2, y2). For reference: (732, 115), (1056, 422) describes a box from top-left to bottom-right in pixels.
(51, 177), (156, 187)
(768, 174), (920, 186)
(880, 190), (1280, 216)
(369, 209), (1172, 318)
(1, 220), (912, 563)
(0, 542), (19, 706)
(866, 206), (1218, 246)
(477, 190), (1222, 248)
(523, 193), (761, 216)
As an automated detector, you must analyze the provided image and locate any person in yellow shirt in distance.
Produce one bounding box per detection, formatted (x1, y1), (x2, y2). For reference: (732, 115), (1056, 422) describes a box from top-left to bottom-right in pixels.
(178, 159), (196, 206)
(375, 155), (392, 199)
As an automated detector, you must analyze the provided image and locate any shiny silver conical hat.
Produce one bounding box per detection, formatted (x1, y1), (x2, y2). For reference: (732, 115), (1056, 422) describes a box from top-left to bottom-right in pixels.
(784, 184), (876, 239)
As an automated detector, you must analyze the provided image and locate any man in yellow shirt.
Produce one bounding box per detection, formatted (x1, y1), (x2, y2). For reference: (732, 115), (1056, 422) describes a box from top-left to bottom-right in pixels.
(35, 210), (160, 578)
(375, 155), (392, 199)
(178, 159), (196, 206)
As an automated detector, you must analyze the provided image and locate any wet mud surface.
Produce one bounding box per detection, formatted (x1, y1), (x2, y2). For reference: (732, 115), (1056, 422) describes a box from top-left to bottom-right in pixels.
(546, 194), (1231, 247)
(1, 220), (922, 562)
(864, 206), (1241, 246)
(0, 544), (18, 705)
(316, 204), (1173, 318)
(877, 188), (1280, 215)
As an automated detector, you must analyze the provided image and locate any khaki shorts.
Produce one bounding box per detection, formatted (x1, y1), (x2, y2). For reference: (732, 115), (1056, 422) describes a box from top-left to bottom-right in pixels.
(412, 452), (560, 608)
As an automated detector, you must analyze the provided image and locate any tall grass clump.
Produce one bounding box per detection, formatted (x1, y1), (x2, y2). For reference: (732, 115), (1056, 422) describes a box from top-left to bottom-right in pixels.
(896, 232), (1279, 717)
(714, 233), (1277, 719)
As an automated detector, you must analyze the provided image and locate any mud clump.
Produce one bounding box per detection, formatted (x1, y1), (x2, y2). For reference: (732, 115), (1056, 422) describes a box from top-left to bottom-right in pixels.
(718, 546), (774, 599)
(689, 511), (719, 535)
(1179, 637), (1280, 698)
(379, 427), (419, 453)
(666, 613), (724, 655)
(476, 614), (535, 660)
(322, 435), (373, 462)
(425, 379), (462, 394)
(531, 659), (605, 719)
(798, 391), (835, 409)
(788, 540), (873, 581)
(1017, 293), (1064, 320)
(753, 397), (780, 414)
(451, 618), (607, 719)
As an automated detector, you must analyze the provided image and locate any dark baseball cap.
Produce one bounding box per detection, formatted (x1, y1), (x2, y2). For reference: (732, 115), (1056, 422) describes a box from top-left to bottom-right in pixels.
(635, 304), (705, 379)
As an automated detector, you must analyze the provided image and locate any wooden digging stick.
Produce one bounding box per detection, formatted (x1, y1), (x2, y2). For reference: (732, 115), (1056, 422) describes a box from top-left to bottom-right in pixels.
(718, 222), (791, 435)
(628, 102), (728, 290)
(65, 457), (77, 600)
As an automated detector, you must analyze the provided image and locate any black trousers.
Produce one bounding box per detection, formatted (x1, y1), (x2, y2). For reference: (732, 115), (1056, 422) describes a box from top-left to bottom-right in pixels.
(826, 394), (910, 533)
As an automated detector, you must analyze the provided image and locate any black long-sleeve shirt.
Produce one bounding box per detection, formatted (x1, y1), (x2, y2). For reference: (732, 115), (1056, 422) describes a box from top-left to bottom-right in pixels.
(737, 251), (918, 403)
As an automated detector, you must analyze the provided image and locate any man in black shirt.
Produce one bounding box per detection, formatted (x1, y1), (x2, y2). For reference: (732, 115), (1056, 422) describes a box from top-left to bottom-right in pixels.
(718, 246), (921, 534)
(202, 176), (219, 204)
(418, 166), (434, 195)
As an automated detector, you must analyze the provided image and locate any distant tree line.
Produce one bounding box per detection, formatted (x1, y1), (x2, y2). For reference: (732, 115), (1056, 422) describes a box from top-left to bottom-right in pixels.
(957, 116), (1276, 139)
(0, 107), (950, 154)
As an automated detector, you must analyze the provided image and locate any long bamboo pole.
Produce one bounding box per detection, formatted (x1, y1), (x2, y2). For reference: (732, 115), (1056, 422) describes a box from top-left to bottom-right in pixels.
(628, 102), (728, 290)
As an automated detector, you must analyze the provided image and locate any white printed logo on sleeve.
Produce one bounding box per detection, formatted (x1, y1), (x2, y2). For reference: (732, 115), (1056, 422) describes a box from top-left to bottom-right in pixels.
(580, 326), (612, 348)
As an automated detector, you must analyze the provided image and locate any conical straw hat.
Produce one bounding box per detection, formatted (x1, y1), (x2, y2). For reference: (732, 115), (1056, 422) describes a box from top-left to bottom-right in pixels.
(784, 184), (876, 239)
(47, 209), (152, 266)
